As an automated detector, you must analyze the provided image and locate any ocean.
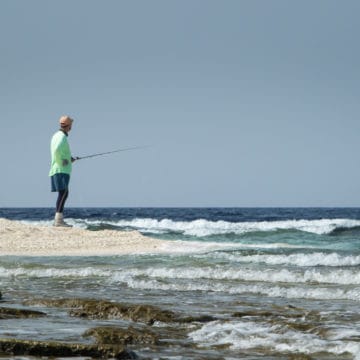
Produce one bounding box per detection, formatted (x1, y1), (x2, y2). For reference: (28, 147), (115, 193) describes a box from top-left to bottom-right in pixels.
(1, 207), (360, 359)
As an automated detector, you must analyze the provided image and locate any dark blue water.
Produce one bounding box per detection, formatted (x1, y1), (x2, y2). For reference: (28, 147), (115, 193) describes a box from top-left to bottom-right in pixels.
(2, 207), (360, 222)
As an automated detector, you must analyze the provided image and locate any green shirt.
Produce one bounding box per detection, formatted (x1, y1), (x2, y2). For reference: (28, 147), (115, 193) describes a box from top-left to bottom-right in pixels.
(49, 130), (72, 176)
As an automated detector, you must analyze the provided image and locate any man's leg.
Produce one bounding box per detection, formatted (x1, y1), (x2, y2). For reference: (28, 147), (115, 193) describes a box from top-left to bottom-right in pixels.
(54, 190), (71, 227)
(56, 190), (69, 213)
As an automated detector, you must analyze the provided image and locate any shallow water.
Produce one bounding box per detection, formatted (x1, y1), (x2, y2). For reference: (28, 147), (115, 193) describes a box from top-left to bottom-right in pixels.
(1, 208), (360, 359)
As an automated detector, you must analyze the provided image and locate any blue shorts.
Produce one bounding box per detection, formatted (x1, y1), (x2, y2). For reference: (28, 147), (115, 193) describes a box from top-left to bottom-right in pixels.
(51, 173), (70, 192)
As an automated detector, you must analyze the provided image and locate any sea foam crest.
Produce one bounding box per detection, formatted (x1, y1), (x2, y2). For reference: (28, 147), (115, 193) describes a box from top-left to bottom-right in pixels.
(21, 217), (360, 237)
(5, 264), (360, 285)
(87, 218), (360, 237)
(121, 278), (360, 301)
(0, 267), (110, 278)
(111, 266), (360, 285)
(212, 252), (360, 267)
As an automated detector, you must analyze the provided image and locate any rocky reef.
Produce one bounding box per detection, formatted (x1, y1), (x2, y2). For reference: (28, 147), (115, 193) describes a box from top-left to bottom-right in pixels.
(0, 338), (137, 359)
(24, 298), (216, 325)
(25, 298), (178, 324)
(0, 295), (214, 359)
(0, 306), (46, 320)
(84, 326), (159, 345)
(0, 294), (333, 359)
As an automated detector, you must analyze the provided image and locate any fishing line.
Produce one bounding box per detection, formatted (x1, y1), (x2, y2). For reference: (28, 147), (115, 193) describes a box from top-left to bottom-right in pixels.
(75, 145), (150, 161)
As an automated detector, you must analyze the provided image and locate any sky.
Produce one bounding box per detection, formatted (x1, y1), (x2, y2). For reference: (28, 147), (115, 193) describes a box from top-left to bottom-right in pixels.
(0, 0), (359, 207)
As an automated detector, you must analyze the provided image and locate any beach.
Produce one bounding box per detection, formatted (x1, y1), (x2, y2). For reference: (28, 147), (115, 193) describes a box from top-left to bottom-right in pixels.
(0, 218), (172, 256)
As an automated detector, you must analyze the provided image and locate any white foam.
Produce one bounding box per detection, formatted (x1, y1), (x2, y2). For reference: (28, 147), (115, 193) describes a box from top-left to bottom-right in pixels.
(212, 252), (360, 267)
(81, 217), (360, 236)
(4, 263), (359, 287)
(114, 266), (360, 285)
(22, 217), (360, 237)
(327, 327), (360, 341)
(0, 266), (111, 278)
(156, 239), (307, 254)
(118, 276), (360, 301)
(3, 264), (360, 301)
(189, 320), (360, 359)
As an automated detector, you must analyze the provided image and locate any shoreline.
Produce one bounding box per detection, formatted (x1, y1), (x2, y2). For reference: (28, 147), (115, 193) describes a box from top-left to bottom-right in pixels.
(0, 218), (174, 256)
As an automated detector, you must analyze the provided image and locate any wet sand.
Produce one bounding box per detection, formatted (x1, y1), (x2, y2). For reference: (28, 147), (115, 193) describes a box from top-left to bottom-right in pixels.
(0, 218), (173, 256)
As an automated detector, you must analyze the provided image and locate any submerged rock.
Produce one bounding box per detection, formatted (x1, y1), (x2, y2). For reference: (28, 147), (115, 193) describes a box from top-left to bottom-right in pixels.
(84, 326), (159, 345)
(0, 338), (137, 359)
(24, 298), (214, 325)
(180, 314), (218, 323)
(233, 310), (288, 318)
(72, 302), (176, 325)
(25, 298), (177, 324)
(0, 307), (46, 320)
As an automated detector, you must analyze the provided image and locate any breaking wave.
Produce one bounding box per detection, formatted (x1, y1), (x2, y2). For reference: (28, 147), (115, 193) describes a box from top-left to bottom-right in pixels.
(82, 218), (360, 237)
(210, 251), (360, 267)
(21, 217), (360, 238)
(4, 262), (360, 288)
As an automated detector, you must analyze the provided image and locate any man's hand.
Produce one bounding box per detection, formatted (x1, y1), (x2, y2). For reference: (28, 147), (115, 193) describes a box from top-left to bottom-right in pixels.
(62, 159), (69, 166)
(71, 157), (79, 163)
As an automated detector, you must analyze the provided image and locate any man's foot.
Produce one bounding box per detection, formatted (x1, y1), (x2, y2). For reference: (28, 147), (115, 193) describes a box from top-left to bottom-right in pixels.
(54, 212), (72, 227)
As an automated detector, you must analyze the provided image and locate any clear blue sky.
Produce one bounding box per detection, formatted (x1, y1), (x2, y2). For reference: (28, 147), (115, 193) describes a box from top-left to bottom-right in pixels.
(0, 0), (359, 207)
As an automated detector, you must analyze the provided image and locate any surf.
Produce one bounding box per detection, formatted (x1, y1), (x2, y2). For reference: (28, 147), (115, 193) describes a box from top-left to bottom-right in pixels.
(39, 217), (360, 237)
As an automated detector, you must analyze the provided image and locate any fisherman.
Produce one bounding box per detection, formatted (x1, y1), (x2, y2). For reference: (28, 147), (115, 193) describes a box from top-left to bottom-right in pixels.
(49, 116), (76, 227)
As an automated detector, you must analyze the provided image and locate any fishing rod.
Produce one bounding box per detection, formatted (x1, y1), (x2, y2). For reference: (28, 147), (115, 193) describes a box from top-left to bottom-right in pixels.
(75, 145), (150, 161)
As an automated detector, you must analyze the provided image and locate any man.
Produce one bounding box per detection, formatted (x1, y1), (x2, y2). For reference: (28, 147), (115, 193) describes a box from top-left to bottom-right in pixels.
(49, 115), (76, 227)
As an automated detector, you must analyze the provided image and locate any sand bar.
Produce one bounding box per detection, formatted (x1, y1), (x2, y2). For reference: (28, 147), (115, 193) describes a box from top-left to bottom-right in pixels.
(0, 218), (174, 256)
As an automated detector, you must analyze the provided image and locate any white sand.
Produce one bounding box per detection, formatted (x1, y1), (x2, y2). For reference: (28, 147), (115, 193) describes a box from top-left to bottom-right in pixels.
(0, 218), (175, 256)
